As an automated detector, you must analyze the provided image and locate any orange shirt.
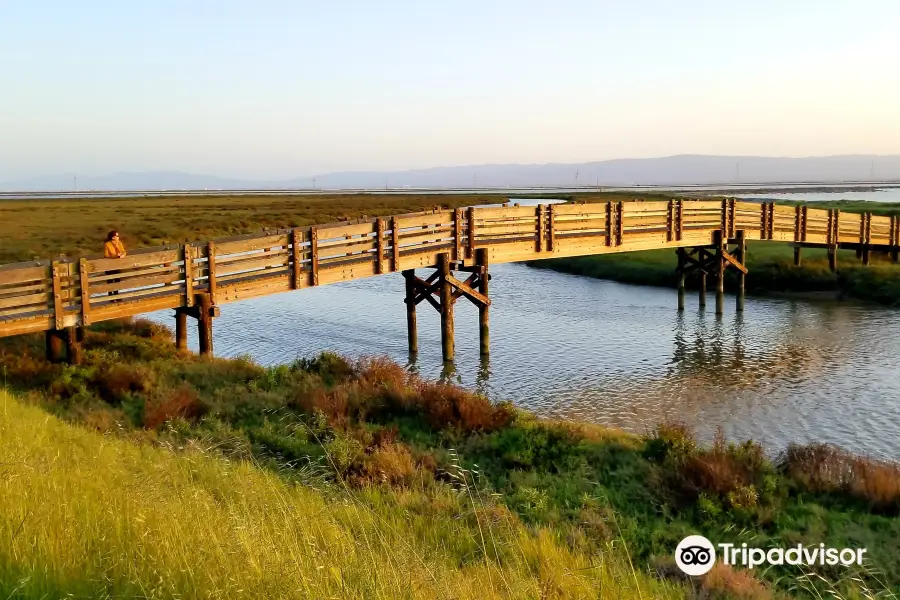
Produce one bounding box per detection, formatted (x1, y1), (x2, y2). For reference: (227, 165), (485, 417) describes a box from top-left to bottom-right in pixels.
(104, 239), (125, 258)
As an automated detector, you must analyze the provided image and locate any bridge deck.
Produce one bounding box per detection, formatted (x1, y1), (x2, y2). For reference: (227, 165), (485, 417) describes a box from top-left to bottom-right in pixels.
(1, 199), (896, 338)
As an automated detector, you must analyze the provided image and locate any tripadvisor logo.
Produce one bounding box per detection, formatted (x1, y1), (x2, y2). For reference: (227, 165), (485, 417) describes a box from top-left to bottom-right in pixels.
(675, 535), (868, 576)
(676, 535), (716, 576)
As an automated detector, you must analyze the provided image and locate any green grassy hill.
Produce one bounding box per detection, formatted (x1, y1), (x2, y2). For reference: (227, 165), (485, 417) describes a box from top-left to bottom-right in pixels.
(0, 388), (683, 600)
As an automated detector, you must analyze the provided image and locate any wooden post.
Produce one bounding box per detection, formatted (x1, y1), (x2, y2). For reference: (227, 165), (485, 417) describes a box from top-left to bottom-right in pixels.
(51, 260), (64, 330)
(291, 228), (302, 289)
(438, 253), (454, 362)
(65, 326), (82, 365)
(466, 207), (476, 259)
(793, 246), (802, 267)
(548, 204), (556, 251)
(676, 249), (686, 311)
(699, 270), (707, 309)
(736, 230), (746, 312)
(45, 330), (65, 363)
(452, 209), (462, 261)
(715, 231), (725, 315)
(828, 246), (838, 272)
(206, 241), (217, 304)
(376, 219), (386, 275)
(402, 270), (418, 356)
(175, 309), (188, 351)
(310, 228), (319, 285)
(196, 293), (213, 356)
(75, 327), (85, 343)
(183, 244), (194, 307)
(391, 217), (400, 271)
(476, 248), (489, 356)
(78, 258), (91, 327)
(536, 204), (545, 252)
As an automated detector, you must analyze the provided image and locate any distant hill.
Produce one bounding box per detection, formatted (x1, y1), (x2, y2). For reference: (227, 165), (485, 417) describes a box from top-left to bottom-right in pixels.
(4, 155), (900, 192)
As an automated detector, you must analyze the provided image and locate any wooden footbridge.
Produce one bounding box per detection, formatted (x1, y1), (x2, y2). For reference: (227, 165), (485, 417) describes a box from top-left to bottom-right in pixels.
(1, 199), (897, 364)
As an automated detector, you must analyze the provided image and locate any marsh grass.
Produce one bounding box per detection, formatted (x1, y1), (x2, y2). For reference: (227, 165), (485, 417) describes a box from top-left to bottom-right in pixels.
(0, 389), (685, 600)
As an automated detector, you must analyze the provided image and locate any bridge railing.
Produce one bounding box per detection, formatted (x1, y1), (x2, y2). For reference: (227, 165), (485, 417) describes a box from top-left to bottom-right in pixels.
(1, 199), (898, 338)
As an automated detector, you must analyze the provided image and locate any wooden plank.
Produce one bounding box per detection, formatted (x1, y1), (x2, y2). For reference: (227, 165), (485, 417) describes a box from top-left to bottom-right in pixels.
(0, 291), (51, 311)
(88, 294), (183, 322)
(183, 244), (194, 307)
(551, 203), (607, 215)
(0, 282), (49, 297)
(87, 249), (181, 274)
(317, 238), (378, 259)
(316, 221), (379, 239)
(214, 233), (290, 256)
(394, 213), (453, 230)
(217, 276), (294, 304)
(376, 218), (386, 275)
(472, 205), (539, 218)
(445, 274), (491, 306)
(207, 241), (217, 304)
(310, 227), (319, 286)
(215, 266), (292, 286)
(721, 249), (748, 274)
(91, 273), (185, 295)
(0, 264), (51, 286)
(86, 263), (181, 284)
(91, 283), (185, 305)
(51, 261), (64, 330)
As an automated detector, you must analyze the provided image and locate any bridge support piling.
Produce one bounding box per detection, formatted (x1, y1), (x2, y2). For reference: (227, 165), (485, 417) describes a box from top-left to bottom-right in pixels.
(714, 231), (725, 315)
(65, 326), (82, 365)
(676, 249), (686, 311)
(793, 246), (802, 267)
(736, 231), (746, 312)
(828, 246), (838, 272)
(175, 309), (188, 351)
(402, 270), (418, 356)
(476, 248), (490, 356)
(195, 293), (214, 357)
(438, 253), (454, 362)
(45, 329), (65, 363)
(699, 272), (707, 309)
(862, 246), (870, 266)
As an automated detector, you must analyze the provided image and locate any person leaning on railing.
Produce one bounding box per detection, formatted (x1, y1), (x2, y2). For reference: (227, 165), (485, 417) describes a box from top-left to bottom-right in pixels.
(104, 230), (126, 297)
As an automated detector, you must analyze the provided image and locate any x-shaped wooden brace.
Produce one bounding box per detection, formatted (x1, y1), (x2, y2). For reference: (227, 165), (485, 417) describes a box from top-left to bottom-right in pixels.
(404, 268), (491, 312)
(678, 245), (747, 275)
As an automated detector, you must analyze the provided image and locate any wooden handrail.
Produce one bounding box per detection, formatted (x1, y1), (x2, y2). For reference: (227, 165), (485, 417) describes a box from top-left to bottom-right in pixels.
(0, 200), (895, 338)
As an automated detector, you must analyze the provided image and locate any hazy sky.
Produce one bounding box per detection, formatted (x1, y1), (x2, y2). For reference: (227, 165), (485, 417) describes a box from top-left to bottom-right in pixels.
(2, 0), (899, 180)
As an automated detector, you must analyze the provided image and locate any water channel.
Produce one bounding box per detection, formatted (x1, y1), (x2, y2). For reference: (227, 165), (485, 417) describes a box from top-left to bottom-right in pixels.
(149, 193), (900, 460)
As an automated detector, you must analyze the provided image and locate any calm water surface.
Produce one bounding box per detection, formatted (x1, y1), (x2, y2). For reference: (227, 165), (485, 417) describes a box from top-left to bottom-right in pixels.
(738, 188), (900, 203)
(150, 263), (900, 460)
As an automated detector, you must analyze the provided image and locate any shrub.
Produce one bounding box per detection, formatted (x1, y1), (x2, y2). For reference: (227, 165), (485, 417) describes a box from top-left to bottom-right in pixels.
(701, 563), (773, 600)
(92, 363), (156, 404)
(294, 352), (353, 385)
(359, 442), (418, 485)
(143, 384), (207, 429)
(778, 443), (900, 512)
(643, 421), (696, 464)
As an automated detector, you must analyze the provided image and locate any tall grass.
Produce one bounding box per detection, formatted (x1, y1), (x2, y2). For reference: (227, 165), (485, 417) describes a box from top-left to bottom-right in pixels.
(0, 389), (685, 599)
